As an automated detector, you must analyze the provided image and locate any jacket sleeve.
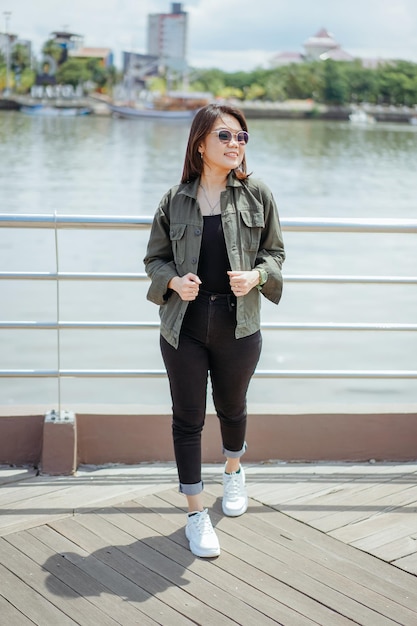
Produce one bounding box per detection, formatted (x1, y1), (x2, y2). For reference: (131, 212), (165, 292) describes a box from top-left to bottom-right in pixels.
(143, 194), (178, 306)
(254, 183), (286, 305)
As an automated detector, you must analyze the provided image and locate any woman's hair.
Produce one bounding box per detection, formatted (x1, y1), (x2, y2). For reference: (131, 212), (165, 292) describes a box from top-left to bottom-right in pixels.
(181, 103), (249, 183)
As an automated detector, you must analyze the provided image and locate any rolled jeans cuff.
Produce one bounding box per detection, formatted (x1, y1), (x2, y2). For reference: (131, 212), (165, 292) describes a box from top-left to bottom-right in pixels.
(223, 441), (247, 459)
(179, 480), (203, 496)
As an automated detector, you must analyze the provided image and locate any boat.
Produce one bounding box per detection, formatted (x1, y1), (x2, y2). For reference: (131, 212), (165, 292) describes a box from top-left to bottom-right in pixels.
(349, 109), (375, 124)
(0, 97), (21, 110)
(108, 103), (195, 119)
(108, 91), (211, 120)
(20, 104), (92, 116)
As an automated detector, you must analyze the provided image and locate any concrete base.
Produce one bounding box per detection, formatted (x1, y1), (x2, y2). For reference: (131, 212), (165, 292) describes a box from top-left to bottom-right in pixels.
(1, 410), (416, 473)
(40, 410), (77, 475)
(76, 412), (417, 465)
(0, 414), (44, 466)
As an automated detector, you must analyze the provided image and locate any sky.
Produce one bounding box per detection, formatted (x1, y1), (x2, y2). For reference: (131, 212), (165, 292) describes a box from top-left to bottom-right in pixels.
(3, 0), (417, 72)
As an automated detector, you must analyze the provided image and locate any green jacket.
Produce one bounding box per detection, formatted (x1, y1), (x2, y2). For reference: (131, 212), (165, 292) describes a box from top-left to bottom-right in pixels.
(144, 173), (285, 348)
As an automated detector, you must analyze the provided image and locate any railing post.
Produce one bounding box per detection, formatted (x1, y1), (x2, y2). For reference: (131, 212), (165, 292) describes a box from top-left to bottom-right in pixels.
(53, 211), (62, 414)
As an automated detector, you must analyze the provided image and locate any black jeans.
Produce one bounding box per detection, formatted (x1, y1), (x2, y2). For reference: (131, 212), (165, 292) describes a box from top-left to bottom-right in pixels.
(160, 290), (262, 495)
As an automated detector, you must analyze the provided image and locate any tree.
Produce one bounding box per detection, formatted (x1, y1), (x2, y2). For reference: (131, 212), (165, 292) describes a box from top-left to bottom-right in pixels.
(16, 68), (36, 93)
(263, 70), (287, 101)
(12, 43), (31, 72)
(56, 59), (90, 87)
(244, 83), (266, 101)
(186, 58), (417, 106)
(322, 60), (348, 105)
(0, 66), (9, 91)
(376, 61), (417, 106)
(189, 68), (226, 96)
(86, 58), (108, 88)
(42, 39), (64, 65)
(217, 86), (244, 100)
(344, 60), (379, 103)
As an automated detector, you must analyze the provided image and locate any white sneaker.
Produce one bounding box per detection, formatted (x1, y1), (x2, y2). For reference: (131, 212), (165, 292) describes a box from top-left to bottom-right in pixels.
(222, 465), (248, 517)
(185, 509), (220, 558)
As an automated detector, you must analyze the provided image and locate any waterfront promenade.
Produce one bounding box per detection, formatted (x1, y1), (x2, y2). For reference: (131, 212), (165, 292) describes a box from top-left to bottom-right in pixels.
(1, 462), (417, 625)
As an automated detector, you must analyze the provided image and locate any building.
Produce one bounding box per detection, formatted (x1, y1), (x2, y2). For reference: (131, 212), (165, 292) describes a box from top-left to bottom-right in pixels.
(271, 28), (353, 67)
(0, 31), (17, 59)
(303, 28), (353, 61)
(50, 31), (83, 58)
(69, 47), (114, 68)
(34, 32), (83, 85)
(122, 51), (159, 87)
(15, 38), (32, 61)
(147, 3), (188, 73)
(271, 51), (304, 67)
(0, 33), (32, 74)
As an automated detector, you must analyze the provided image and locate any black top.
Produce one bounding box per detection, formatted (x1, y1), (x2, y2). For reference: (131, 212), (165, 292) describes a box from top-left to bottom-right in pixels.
(197, 215), (231, 294)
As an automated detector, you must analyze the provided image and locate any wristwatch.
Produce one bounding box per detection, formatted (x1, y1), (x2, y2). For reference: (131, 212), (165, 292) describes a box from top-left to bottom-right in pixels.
(256, 268), (268, 290)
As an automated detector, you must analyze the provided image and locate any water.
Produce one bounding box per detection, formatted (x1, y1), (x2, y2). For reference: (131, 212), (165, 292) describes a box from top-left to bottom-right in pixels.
(1, 112), (416, 412)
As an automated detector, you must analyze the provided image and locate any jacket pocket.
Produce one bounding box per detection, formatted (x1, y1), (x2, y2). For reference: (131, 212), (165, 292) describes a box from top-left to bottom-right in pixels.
(169, 223), (187, 265)
(240, 209), (264, 252)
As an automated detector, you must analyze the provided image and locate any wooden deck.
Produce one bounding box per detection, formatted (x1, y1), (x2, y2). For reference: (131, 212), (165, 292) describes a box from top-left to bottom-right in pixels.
(1, 462), (417, 625)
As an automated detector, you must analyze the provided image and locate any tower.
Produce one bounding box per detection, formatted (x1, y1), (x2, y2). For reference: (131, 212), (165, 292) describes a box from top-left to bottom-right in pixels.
(147, 3), (188, 74)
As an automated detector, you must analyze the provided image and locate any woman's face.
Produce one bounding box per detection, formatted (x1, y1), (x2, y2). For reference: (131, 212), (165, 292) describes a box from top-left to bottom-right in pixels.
(199, 114), (246, 175)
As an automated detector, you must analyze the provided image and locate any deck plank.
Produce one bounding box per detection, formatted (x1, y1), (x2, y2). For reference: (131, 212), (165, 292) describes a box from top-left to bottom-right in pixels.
(159, 488), (405, 626)
(277, 481), (417, 531)
(0, 560), (75, 625)
(246, 463), (417, 577)
(29, 521), (194, 625)
(72, 508), (279, 624)
(94, 502), (324, 626)
(203, 484), (417, 625)
(205, 486), (417, 614)
(324, 484), (417, 535)
(127, 493), (354, 626)
(393, 552), (417, 575)
(1, 462), (417, 626)
(336, 510), (417, 563)
(371, 534), (417, 561)
(48, 513), (237, 625)
(334, 508), (417, 546)
(0, 464), (178, 537)
(0, 594), (35, 626)
(255, 491), (417, 597)
(0, 535), (123, 626)
(0, 466), (37, 486)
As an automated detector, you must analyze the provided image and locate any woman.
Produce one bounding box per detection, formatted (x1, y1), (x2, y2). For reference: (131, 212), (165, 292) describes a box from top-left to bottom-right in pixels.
(144, 103), (285, 558)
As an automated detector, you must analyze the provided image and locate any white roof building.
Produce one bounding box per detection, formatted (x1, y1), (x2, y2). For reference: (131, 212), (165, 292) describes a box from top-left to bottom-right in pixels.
(303, 28), (353, 61)
(271, 28), (354, 67)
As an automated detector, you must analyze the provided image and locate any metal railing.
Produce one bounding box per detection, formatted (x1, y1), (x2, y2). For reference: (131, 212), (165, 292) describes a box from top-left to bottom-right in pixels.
(1, 213), (417, 391)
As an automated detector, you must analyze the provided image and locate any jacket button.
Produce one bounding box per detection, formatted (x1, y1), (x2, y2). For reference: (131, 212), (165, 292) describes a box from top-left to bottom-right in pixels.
(194, 228), (201, 235)
(191, 257), (197, 264)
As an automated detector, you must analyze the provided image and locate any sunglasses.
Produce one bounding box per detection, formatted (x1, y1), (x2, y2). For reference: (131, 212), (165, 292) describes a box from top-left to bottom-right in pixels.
(210, 129), (249, 145)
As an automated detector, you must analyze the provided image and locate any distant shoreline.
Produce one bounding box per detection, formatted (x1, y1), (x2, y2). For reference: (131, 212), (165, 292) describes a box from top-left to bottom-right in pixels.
(1, 95), (417, 124)
(240, 102), (417, 124)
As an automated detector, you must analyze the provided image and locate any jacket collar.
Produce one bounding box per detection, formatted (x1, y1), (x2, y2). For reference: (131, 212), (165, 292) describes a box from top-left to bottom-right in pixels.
(179, 172), (243, 199)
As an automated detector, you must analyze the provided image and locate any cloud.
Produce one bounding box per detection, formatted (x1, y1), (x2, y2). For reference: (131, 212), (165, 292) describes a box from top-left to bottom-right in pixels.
(191, 49), (272, 72)
(5, 0), (417, 70)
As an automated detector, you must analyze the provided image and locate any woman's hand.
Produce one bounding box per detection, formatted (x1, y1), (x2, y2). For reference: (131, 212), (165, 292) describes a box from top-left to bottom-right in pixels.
(168, 273), (202, 301)
(227, 270), (259, 297)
